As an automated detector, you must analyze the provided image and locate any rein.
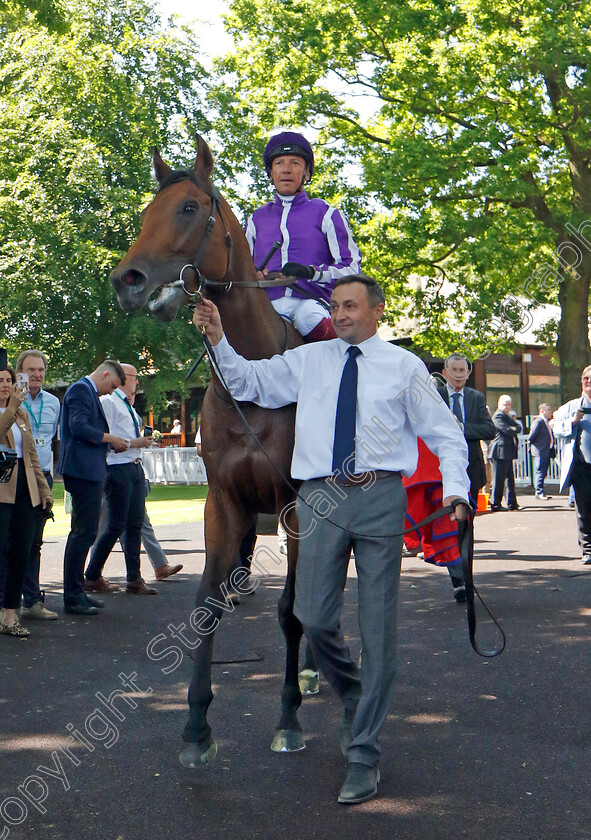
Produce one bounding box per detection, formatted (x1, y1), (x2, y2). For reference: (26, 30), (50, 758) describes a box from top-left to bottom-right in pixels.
(200, 331), (505, 659)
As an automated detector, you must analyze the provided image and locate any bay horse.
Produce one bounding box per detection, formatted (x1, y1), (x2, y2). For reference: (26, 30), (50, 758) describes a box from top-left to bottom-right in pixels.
(111, 135), (308, 767)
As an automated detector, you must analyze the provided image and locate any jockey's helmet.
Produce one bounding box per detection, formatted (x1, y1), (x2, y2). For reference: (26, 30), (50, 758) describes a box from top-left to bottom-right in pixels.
(263, 132), (314, 177)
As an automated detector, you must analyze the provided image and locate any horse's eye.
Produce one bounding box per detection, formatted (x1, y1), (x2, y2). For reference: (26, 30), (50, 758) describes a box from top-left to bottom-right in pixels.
(182, 203), (197, 214)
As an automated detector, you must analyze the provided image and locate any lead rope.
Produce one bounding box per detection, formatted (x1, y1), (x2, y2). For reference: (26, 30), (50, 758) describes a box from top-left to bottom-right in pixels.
(199, 331), (505, 657)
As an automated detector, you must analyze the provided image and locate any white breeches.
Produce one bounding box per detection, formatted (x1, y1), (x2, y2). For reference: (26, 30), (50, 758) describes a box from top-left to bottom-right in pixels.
(271, 297), (328, 336)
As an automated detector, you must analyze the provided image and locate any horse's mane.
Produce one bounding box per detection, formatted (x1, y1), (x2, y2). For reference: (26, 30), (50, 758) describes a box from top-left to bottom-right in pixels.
(157, 168), (214, 198)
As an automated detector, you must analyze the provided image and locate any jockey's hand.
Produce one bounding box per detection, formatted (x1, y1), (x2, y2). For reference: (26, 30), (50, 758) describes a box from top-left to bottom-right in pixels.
(257, 269), (282, 282)
(444, 496), (471, 522)
(192, 297), (224, 346)
(281, 262), (315, 279)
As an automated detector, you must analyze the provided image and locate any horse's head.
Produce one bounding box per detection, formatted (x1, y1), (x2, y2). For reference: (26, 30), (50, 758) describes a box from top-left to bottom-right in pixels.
(111, 135), (234, 321)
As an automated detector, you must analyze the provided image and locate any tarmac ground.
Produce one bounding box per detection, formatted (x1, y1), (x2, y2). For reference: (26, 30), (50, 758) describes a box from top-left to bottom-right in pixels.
(1, 488), (589, 840)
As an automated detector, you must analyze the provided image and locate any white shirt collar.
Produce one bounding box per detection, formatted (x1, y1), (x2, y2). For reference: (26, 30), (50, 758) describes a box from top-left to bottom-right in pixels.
(335, 332), (382, 357)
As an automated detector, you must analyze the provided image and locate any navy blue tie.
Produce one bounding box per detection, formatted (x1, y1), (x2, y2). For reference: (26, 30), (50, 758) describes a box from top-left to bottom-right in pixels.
(451, 392), (463, 424)
(332, 346), (362, 477)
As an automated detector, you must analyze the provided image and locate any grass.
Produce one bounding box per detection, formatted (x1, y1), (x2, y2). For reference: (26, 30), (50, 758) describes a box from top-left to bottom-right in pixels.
(45, 482), (209, 538)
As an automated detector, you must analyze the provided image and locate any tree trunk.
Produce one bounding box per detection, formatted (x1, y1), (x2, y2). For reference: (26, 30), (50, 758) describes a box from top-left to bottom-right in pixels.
(557, 249), (591, 401)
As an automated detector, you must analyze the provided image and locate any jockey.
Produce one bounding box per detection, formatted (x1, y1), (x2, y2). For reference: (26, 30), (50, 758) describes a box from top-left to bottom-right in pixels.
(245, 131), (362, 342)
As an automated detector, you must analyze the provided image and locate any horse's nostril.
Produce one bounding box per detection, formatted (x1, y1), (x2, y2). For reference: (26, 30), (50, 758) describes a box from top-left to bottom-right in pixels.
(122, 269), (145, 286)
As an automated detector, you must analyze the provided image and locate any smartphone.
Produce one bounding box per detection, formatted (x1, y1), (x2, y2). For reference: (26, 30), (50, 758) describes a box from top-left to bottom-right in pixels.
(16, 372), (29, 390)
(143, 426), (153, 437)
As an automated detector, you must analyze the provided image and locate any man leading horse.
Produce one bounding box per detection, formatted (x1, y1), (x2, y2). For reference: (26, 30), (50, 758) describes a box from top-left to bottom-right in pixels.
(193, 273), (470, 805)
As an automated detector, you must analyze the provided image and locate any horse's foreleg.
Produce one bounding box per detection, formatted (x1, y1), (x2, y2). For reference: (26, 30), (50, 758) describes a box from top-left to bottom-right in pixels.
(180, 496), (250, 768)
(271, 519), (305, 753)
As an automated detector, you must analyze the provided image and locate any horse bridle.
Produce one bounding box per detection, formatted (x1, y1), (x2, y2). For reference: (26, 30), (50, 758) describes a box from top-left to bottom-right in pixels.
(173, 187), (235, 302)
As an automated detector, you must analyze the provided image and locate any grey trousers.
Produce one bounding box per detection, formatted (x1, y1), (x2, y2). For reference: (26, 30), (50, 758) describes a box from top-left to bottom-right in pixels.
(295, 472), (406, 768)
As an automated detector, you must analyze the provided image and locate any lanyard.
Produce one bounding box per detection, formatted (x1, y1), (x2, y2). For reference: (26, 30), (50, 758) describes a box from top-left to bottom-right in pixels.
(24, 395), (43, 434)
(115, 391), (140, 437)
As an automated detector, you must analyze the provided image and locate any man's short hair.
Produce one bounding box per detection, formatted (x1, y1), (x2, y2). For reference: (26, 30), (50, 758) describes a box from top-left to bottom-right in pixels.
(539, 402), (551, 413)
(444, 352), (470, 370)
(498, 394), (511, 407)
(333, 274), (385, 307)
(97, 360), (126, 385)
(16, 349), (48, 372)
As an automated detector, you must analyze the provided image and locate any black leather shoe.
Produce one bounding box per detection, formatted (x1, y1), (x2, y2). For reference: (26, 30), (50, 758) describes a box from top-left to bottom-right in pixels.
(64, 602), (99, 616)
(490, 504), (507, 512)
(508, 505), (523, 511)
(338, 762), (380, 804)
(85, 595), (105, 608)
(453, 584), (467, 603)
(582, 555), (591, 565)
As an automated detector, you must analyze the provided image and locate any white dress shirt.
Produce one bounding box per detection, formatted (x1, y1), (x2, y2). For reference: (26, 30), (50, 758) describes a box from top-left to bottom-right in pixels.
(212, 332), (470, 501)
(100, 388), (143, 466)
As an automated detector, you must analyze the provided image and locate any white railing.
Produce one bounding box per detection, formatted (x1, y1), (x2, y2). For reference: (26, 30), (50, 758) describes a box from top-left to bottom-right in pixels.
(142, 439), (565, 488)
(142, 447), (208, 485)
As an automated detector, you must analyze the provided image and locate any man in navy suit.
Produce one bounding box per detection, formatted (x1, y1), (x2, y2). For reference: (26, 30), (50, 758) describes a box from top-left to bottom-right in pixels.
(438, 353), (496, 600)
(59, 361), (128, 615)
(553, 366), (591, 564)
(528, 403), (555, 500)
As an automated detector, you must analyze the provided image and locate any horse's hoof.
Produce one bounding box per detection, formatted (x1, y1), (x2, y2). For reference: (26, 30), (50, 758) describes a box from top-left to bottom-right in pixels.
(179, 739), (218, 768)
(270, 729), (306, 753)
(298, 669), (320, 696)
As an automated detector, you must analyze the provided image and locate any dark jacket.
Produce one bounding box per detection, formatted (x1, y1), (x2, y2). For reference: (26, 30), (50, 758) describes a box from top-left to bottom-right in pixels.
(528, 415), (555, 457)
(57, 377), (109, 482)
(438, 386), (495, 495)
(489, 410), (522, 461)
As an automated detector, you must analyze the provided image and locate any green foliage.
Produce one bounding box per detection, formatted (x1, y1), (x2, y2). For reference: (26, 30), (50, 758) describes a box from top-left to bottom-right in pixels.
(0, 0), (209, 406)
(213, 0), (591, 396)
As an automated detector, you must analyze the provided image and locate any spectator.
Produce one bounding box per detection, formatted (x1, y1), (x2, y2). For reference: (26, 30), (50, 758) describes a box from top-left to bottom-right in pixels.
(553, 366), (591, 563)
(0, 350), (53, 636)
(84, 364), (157, 595)
(191, 275), (469, 804)
(489, 395), (523, 511)
(437, 352), (495, 599)
(59, 360), (128, 616)
(528, 403), (555, 500)
(171, 418), (182, 434)
(14, 350), (60, 621)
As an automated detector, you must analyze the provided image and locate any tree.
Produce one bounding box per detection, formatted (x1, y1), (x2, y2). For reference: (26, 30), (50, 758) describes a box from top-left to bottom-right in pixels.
(215, 0), (591, 398)
(0, 0), (210, 410)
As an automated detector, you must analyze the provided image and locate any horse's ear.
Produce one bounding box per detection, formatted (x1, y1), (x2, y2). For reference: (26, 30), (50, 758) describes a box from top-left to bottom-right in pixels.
(152, 147), (172, 184)
(194, 134), (214, 180)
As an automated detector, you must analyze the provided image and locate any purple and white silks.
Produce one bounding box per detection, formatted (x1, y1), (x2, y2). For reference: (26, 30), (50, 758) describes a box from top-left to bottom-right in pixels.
(244, 190), (362, 303)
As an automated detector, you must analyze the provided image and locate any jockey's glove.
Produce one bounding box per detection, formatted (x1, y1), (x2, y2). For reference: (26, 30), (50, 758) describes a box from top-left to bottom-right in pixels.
(281, 262), (315, 279)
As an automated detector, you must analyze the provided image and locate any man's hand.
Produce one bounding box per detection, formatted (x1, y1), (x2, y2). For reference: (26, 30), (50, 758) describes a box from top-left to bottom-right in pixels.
(443, 496), (471, 522)
(192, 297), (224, 346)
(104, 434), (129, 453)
(130, 435), (154, 449)
(573, 408), (584, 425)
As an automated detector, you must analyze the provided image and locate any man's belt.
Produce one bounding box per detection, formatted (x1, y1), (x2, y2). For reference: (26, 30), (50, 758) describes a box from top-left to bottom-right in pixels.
(315, 469), (398, 487)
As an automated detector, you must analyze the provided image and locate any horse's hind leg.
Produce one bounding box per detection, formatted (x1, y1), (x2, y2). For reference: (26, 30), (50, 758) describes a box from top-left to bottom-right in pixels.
(271, 517), (305, 752)
(180, 494), (250, 768)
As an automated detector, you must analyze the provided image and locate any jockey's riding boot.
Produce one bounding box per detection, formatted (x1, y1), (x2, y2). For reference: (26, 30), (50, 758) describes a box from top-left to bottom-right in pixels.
(304, 318), (337, 343)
